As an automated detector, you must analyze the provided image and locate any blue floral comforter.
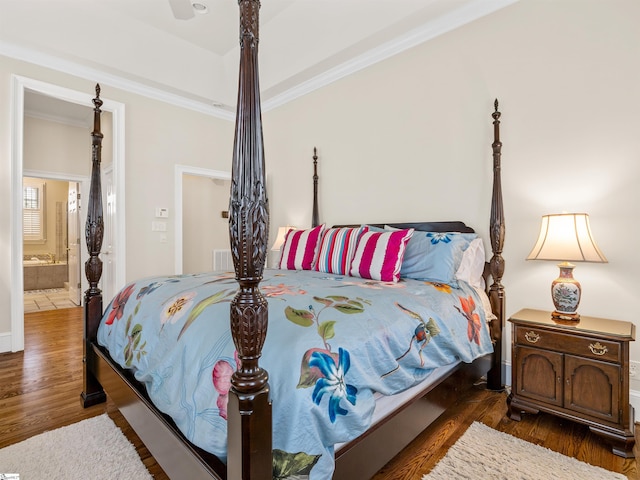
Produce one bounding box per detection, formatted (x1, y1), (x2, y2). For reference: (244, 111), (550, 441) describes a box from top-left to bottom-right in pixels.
(97, 269), (493, 479)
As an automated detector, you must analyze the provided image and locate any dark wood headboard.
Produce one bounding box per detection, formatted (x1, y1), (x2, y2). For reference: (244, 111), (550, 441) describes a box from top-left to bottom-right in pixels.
(335, 221), (475, 233)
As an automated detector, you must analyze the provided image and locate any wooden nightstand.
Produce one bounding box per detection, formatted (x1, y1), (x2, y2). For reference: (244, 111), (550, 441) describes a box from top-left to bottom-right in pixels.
(507, 308), (636, 458)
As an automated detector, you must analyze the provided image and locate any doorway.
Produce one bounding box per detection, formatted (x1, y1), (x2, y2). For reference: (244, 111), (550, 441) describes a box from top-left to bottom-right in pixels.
(22, 175), (83, 313)
(10, 75), (126, 352)
(182, 174), (231, 274)
(174, 165), (231, 275)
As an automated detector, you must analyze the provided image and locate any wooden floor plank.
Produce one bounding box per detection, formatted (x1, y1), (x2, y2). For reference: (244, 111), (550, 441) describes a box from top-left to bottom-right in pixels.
(0, 307), (637, 479)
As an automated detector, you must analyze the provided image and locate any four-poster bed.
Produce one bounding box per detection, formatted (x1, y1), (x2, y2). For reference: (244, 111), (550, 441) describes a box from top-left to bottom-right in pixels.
(81, 2), (506, 479)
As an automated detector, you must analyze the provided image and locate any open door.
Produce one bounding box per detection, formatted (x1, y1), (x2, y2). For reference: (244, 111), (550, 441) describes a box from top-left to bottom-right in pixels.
(101, 165), (117, 304)
(67, 181), (81, 305)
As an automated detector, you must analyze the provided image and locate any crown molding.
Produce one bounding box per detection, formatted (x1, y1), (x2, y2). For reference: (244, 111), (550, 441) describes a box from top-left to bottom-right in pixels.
(1, 0), (517, 120)
(263, 0), (519, 111)
(0, 41), (234, 122)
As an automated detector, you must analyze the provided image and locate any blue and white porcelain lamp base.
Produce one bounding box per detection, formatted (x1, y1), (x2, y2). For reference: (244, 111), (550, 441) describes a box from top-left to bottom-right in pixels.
(551, 261), (581, 321)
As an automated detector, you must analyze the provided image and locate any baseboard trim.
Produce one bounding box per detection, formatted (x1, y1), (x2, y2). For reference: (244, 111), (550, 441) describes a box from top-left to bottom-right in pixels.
(504, 362), (511, 389)
(630, 389), (640, 424)
(0, 332), (12, 353)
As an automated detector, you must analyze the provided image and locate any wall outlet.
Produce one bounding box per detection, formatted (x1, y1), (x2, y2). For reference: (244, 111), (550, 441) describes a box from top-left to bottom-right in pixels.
(629, 361), (640, 378)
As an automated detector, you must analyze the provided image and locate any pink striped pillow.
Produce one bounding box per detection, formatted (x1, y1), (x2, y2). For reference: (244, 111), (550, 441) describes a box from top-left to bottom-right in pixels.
(278, 224), (325, 270)
(315, 226), (368, 275)
(349, 229), (414, 282)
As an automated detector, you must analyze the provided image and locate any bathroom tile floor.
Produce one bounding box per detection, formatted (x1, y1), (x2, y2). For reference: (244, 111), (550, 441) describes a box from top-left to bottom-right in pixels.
(24, 288), (79, 312)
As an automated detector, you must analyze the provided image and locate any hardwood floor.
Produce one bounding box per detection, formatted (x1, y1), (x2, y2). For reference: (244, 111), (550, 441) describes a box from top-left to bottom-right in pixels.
(1, 307), (638, 479)
(0, 308), (165, 478)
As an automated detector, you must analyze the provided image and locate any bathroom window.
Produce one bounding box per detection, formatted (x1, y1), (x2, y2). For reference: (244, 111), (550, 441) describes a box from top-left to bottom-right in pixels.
(23, 178), (46, 243)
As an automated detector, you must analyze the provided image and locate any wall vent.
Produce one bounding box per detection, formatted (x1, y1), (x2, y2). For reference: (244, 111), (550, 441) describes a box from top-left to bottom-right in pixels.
(213, 249), (233, 271)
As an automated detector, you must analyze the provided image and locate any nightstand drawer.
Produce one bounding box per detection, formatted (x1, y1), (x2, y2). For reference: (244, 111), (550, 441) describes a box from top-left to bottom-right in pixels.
(514, 326), (620, 362)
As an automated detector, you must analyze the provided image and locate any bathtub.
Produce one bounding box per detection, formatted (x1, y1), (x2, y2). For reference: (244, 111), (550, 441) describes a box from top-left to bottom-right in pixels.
(23, 259), (69, 291)
(24, 258), (52, 265)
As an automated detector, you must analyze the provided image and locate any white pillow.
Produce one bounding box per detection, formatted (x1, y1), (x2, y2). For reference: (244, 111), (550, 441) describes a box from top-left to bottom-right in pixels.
(454, 238), (486, 290)
(278, 224), (325, 270)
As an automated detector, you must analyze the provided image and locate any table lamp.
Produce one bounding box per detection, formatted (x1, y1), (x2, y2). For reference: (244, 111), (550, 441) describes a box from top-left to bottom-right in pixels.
(271, 226), (296, 252)
(526, 213), (607, 321)
(270, 226), (296, 267)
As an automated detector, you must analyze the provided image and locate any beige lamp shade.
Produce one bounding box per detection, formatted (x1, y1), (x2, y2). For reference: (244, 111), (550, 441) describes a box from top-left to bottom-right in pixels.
(526, 213), (607, 263)
(271, 226), (296, 251)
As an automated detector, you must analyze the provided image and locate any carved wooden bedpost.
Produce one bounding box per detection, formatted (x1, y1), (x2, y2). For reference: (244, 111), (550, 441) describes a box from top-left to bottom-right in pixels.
(80, 84), (107, 407)
(487, 99), (505, 391)
(312, 147), (319, 228)
(227, 1), (272, 478)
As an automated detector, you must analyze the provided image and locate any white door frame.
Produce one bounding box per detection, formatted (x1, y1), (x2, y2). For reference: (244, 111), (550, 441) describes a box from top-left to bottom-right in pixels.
(101, 164), (117, 304)
(174, 165), (231, 275)
(10, 75), (126, 352)
(67, 180), (82, 306)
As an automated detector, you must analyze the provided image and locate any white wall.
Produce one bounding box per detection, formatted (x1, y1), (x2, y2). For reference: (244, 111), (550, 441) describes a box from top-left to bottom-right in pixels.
(24, 115), (93, 174)
(118, 95), (234, 280)
(263, 0), (640, 376)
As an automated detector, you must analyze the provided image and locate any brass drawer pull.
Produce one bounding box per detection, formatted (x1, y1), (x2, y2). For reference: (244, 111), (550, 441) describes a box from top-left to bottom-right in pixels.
(524, 331), (540, 343)
(589, 342), (608, 356)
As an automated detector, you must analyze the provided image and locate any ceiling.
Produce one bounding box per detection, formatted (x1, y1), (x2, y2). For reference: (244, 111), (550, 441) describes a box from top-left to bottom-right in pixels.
(2, 0), (517, 122)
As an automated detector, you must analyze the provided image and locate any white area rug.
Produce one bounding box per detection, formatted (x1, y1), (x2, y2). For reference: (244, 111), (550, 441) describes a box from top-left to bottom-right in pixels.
(0, 414), (152, 479)
(423, 422), (626, 480)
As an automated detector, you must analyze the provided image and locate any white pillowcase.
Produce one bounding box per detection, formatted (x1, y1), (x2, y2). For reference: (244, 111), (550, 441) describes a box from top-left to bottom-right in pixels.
(454, 238), (486, 290)
(454, 238), (497, 322)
